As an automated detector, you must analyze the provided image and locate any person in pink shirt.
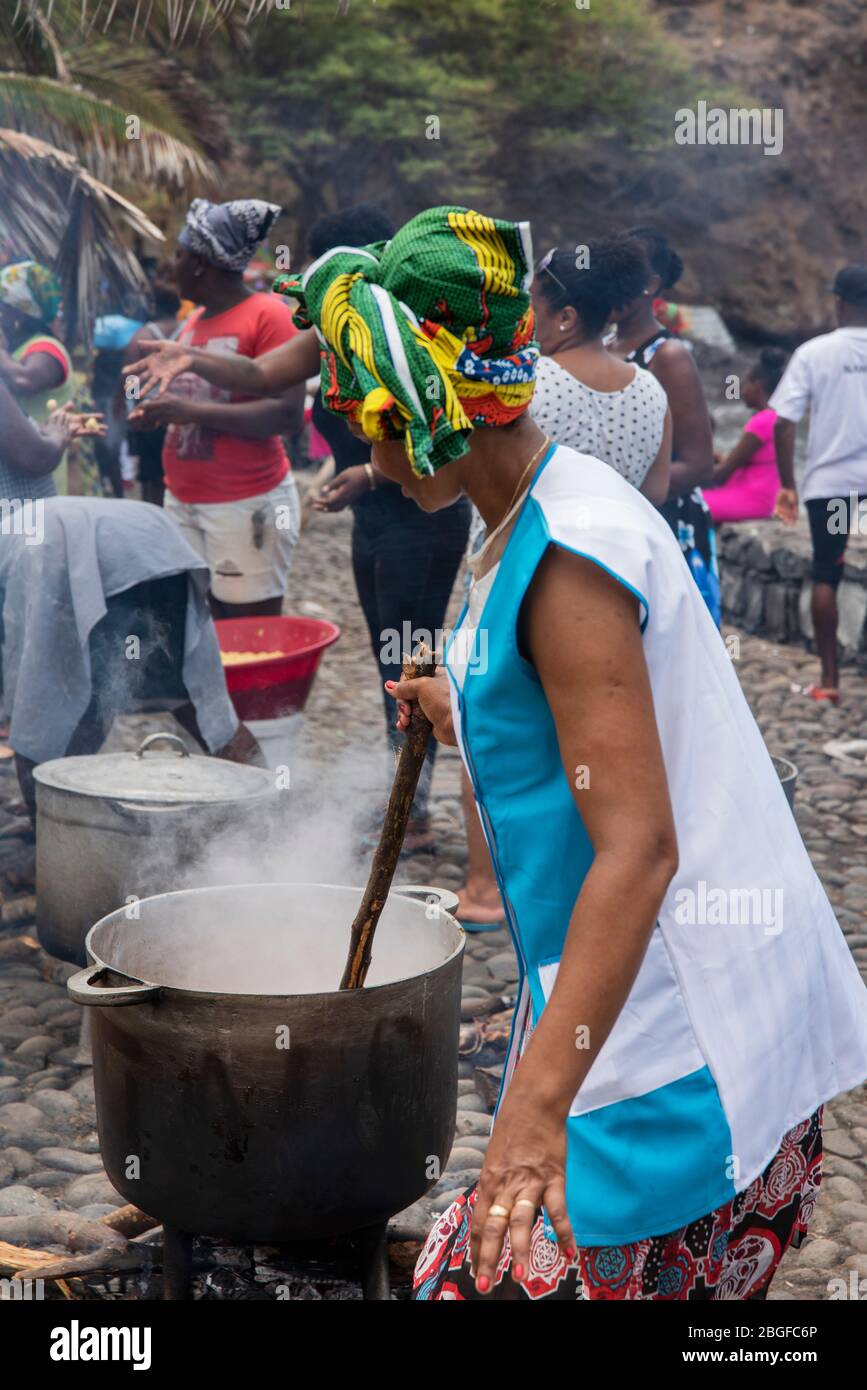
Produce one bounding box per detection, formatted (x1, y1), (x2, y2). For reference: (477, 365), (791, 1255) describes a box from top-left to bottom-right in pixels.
(704, 348), (788, 522)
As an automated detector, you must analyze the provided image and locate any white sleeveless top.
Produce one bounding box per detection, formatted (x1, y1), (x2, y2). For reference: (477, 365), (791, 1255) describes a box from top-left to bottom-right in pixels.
(529, 354), (667, 488)
(448, 443), (867, 1242)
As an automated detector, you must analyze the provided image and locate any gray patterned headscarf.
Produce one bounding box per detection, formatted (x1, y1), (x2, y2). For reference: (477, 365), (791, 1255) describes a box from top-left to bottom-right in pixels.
(179, 198), (282, 273)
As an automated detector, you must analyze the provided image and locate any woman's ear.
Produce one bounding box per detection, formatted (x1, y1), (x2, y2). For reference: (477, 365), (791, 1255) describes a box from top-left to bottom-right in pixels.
(560, 304), (580, 335)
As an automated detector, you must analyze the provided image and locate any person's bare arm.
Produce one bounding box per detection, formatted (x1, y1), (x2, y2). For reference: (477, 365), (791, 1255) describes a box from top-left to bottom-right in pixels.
(127, 327), (320, 399)
(774, 417), (797, 487)
(181, 390), (305, 437)
(639, 404), (673, 506)
(0, 387), (100, 477)
(0, 346), (65, 396)
(470, 549), (679, 1289)
(129, 387), (305, 438)
(773, 416), (798, 523)
(0, 378), (65, 477)
(652, 340), (714, 497)
(711, 429), (762, 486)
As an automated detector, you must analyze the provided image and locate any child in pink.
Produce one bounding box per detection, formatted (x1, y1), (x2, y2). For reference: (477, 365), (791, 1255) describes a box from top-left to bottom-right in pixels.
(704, 348), (788, 523)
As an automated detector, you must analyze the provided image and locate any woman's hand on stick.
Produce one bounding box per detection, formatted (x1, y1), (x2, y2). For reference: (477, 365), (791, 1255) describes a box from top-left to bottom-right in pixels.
(387, 668), (456, 746)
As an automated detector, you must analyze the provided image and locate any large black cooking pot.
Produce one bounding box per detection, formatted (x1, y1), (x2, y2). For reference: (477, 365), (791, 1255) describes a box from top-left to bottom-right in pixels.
(67, 882), (464, 1247)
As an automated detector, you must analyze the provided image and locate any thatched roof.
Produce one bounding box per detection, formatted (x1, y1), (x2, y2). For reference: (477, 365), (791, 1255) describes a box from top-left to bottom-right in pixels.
(0, 125), (164, 346)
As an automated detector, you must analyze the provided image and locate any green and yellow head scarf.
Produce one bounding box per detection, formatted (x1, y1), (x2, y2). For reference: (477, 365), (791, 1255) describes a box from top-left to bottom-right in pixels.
(274, 206), (538, 477)
(0, 260), (62, 330)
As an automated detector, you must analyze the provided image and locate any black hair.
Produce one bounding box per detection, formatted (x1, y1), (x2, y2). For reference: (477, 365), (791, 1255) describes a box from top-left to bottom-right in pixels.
(537, 236), (651, 337)
(152, 280), (181, 318)
(749, 347), (787, 396)
(624, 225), (684, 292)
(307, 203), (395, 260)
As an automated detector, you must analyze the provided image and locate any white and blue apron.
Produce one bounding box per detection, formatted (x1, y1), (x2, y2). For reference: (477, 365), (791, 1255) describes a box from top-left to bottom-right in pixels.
(446, 442), (867, 1246)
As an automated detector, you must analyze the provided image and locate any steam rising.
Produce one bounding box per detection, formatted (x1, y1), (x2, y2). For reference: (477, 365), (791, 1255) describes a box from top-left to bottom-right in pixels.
(163, 740), (389, 893)
(105, 738), (446, 994)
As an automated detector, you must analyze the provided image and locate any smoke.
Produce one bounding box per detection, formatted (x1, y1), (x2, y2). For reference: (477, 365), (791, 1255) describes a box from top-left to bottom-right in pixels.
(103, 737), (421, 994)
(165, 738), (389, 896)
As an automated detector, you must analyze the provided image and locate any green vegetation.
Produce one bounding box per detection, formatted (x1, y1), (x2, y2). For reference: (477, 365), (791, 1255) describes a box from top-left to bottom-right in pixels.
(235, 0), (700, 249)
(2, 0), (714, 295)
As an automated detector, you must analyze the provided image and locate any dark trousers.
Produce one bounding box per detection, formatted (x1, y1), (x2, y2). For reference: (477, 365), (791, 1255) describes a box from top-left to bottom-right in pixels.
(351, 496), (471, 820)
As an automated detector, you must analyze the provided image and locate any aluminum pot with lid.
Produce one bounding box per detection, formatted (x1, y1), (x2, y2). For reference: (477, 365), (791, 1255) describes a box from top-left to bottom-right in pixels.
(35, 733), (283, 965)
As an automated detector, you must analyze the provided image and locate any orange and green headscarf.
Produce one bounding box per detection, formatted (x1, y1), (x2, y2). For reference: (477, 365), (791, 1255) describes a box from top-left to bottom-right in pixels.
(273, 206), (539, 476)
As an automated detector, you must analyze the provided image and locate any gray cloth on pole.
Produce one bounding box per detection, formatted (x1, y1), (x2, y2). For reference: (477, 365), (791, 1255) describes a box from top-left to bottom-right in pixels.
(0, 496), (239, 764)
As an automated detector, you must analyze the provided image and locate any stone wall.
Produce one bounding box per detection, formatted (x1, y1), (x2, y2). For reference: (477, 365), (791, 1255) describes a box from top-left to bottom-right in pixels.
(717, 518), (867, 662)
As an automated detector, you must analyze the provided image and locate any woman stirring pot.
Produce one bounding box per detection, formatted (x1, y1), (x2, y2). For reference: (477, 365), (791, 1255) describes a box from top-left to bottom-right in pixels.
(277, 206), (867, 1302)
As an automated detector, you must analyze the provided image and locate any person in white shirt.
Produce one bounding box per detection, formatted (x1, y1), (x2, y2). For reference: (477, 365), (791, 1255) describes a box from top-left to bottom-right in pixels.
(771, 265), (867, 703)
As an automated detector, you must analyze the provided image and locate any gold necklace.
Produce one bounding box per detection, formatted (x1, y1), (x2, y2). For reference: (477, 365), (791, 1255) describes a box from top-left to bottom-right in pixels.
(469, 435), (550, 573)
(501, 435), (550, 518)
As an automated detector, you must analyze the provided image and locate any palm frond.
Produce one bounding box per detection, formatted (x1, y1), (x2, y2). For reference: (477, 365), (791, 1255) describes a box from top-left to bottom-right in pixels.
(71, 54), (234, 166)
(0, 71), (215, 187)
(0, 125), (165, 346)
(12, 1), (274, 47)
(0, 5), (69, 78)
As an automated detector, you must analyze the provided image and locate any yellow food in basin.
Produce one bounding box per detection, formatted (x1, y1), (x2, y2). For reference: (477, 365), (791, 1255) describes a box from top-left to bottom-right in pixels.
(220, 650), (286, 666)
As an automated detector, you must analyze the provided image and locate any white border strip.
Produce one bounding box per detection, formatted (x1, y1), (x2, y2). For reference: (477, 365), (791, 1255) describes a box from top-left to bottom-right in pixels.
(517, 221), (535, 290)
(301, 244), (379, 291)
(368, 283), (426, 420)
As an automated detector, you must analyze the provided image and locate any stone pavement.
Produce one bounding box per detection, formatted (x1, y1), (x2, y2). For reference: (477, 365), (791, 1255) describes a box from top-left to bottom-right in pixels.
(1, 501), (866, 1299)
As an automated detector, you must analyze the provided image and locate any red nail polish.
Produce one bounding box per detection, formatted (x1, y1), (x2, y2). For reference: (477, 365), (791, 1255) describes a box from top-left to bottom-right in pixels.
(477, 1274), (490, 1293)
(565, 1247), (574, 1261)
(513, 1263), (525, 1281)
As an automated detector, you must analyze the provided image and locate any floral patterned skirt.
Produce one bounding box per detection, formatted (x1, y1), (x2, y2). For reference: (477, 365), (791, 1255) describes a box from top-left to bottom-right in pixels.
(413, 1109), (822, 1301)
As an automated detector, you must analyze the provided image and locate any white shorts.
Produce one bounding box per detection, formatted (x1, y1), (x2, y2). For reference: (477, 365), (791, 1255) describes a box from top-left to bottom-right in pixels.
(165, 475), (300, 604)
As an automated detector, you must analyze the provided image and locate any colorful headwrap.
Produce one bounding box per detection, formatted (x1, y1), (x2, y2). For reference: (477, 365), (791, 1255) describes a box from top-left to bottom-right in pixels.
(0, 260), (62, 329)
(179, 198), (282, 273)
(273, 206), (539, 476)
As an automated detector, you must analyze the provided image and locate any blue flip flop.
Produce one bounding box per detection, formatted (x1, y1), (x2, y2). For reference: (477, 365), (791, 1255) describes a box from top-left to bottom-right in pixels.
(458, 917), (507, 934)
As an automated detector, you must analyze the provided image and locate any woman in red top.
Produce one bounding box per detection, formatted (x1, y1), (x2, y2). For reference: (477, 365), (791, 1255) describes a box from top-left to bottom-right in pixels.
(130, 199), (305, 619)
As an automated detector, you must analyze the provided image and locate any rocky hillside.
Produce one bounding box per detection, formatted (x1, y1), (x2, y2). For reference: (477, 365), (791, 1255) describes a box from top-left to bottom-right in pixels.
(636, 0), (867, 341)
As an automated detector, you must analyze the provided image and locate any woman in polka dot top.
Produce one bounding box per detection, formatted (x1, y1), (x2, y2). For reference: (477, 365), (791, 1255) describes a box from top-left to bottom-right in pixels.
(530, 237), (671, 502)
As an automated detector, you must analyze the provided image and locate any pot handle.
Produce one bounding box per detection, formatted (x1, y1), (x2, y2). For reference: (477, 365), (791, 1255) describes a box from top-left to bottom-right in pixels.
(395, 883), (460, 917)
(67, 965), (161, 1008)
(136, 733), (190, 759)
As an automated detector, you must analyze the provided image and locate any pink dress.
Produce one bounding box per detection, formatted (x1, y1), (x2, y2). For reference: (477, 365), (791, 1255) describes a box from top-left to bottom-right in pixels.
(704, 407), (779, 522)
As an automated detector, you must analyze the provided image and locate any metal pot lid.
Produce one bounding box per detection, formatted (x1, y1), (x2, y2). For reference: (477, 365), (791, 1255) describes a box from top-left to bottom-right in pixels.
(34, 733), (276, 804)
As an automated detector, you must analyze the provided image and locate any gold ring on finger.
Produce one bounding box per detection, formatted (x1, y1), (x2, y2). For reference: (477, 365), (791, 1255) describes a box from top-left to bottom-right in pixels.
(488, 1204), (511, 1220)
(513, 1199), (537, 1211)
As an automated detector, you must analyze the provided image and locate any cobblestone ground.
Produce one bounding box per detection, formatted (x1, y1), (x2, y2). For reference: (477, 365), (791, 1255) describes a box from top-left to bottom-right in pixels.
(1, 499), (865, 1299)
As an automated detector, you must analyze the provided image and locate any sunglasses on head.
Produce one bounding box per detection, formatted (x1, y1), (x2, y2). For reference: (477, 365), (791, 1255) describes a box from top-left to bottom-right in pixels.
(536, 248), (570, 303)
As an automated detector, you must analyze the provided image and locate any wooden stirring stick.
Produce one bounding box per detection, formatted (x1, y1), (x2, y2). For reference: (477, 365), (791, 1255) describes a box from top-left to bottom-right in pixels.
(340, 644), (437, 990)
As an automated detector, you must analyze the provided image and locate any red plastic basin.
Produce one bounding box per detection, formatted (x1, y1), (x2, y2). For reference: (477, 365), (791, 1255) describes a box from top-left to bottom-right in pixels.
(215, 616), (340, 720)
